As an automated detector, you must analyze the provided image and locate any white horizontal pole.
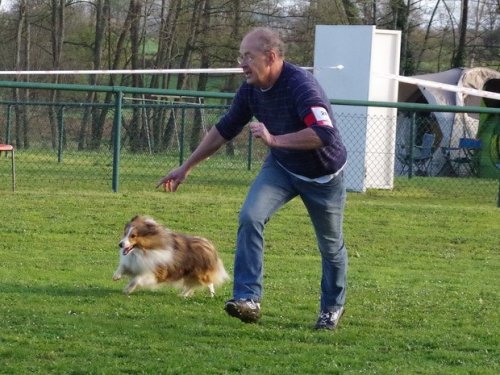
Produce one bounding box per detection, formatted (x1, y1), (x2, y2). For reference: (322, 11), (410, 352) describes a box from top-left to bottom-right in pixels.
(2, 67), (496, 102)
(0, 68), (245, 75)
(382, 73), (500, 101)
(0, 65), (343, 76)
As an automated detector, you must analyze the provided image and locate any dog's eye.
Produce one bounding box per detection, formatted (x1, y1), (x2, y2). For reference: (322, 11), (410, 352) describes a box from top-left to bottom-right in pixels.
(130, 234), (136, 239)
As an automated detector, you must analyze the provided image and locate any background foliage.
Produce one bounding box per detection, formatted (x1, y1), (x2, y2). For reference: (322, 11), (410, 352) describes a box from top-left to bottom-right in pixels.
(0, 0), (498, 154)
(0, 0), (498, 85)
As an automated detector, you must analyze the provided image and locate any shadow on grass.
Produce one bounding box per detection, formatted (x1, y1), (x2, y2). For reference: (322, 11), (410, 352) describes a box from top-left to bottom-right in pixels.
(1, 281), (119, 298)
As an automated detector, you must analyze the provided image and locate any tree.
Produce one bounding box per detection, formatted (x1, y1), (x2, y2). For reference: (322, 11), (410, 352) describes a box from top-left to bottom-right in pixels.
(466, 0), (499, 67)
(190, 0), (210, 153)
(47, 0), (65, 150)
(452, 0), (468, 67)
(90, 0), (134, 150)
(1, 0), (499, 125)
(415, 0), (442, 72)
(127, 0), (144, 152)
(13, 0), (29, 149)
(78, 0), (109, 150)
(150, 0), (181, 153)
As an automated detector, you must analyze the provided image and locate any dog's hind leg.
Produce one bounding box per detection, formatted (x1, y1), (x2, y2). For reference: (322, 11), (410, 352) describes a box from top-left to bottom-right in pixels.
(208, 283), (215, 297)
(180, 287), (195, 297)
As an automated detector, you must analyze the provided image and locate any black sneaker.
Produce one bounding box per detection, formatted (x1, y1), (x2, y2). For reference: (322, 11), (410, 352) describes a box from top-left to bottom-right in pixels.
(224, 299), (261, 323)
(315, 306), (344, 330)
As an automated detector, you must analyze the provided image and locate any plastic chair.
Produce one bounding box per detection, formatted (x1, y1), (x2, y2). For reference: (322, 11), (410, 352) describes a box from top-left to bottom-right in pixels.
(441, 138), (482, 176)
(397, 133), (436, 176)
(0, 144), (15, 191)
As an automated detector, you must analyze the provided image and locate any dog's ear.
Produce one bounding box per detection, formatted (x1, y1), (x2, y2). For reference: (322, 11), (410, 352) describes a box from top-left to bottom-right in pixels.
(142, 219), (160, 236)
(124, 215), (140, 231)
(143, 217), (157, 226)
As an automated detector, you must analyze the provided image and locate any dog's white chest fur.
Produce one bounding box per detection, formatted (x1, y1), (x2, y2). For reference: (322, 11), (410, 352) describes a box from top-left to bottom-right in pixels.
(119, 248), (173, 274)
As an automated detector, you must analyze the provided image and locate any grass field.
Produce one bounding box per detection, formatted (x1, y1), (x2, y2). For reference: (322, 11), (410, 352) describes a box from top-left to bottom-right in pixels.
(1, 165), (499, 374)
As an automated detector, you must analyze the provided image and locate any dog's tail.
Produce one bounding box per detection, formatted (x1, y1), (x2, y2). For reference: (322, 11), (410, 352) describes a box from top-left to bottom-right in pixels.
(212, 258), (230, 286)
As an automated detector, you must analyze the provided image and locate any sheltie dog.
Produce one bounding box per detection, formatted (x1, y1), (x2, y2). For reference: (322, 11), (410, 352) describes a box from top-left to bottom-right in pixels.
(112, 215), (229, 296)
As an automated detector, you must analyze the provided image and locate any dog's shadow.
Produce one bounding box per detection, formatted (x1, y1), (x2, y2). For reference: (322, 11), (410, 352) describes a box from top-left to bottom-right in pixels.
(1, 281), (228, 301)
(1, 281), (118, 298)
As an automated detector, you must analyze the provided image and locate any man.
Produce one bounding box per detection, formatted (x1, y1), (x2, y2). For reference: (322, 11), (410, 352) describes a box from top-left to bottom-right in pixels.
(157, 27), (348, 330)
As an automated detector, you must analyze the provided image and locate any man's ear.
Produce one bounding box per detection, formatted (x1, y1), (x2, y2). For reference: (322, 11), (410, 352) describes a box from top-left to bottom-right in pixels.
(267, 49), (278, 64)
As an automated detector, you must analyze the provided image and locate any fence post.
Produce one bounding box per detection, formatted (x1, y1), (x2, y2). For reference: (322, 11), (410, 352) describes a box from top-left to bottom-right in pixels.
(247, 129), (253, 171)
(179, 107), (185, 165)
(408, 112), (416, 178)
(57, 106), (65, 163)
(5, 104), (12, 144)
(112, 91), (123, 192)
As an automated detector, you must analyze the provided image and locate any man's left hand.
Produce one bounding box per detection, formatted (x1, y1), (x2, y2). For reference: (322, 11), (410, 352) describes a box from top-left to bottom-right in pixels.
(249, 122), (276, 147)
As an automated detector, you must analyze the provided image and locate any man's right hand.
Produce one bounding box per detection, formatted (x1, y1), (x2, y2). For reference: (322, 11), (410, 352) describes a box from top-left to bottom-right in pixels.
(156, 167), (187, 192)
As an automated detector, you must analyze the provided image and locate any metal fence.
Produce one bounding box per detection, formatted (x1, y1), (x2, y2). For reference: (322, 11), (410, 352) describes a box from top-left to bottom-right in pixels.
(1, 82), (499, 206)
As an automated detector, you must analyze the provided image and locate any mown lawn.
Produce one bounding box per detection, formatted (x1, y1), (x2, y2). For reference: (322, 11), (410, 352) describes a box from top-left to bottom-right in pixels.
(0, 165), (499, 374)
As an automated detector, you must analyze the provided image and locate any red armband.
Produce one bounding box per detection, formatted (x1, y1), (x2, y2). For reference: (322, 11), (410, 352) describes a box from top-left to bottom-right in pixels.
(304, 106), (333, 128)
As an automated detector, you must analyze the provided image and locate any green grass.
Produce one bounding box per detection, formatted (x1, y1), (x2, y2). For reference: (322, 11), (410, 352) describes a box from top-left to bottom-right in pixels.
(2, 149), (499, 205)
(1, 163), (499, 374)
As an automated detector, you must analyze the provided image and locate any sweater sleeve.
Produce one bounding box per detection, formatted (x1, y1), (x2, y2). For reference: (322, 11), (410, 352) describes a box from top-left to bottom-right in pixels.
(215, 85), (253, 141)
(290, 75), (338, 147)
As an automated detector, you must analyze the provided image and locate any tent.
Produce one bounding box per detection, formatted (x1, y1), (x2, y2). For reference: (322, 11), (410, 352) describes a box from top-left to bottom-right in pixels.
(396, 67), (500, 177)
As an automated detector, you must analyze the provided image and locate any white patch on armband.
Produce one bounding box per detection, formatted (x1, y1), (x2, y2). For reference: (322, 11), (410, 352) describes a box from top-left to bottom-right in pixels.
(311, 106), (333, 127)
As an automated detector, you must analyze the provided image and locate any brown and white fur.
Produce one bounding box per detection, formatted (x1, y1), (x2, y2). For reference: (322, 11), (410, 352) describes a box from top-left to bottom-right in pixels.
(112, 215), (229, 296)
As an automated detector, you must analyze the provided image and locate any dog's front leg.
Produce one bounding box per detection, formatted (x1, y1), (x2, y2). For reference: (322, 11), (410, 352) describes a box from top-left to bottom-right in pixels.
(124, 274), (157, 295)
(124, 278), (139, 295)
(112, 265), (124, 281)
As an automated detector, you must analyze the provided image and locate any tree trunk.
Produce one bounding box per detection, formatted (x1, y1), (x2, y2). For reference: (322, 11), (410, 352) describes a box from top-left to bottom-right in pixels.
(150, 0), (181, 153)
(149, 0), (168, 152)
(13, 0), (29, 149)
(452, 0), (468, 67)
(176, 0), (204, 91)
(223, 0), (242, 158)
(190, 0), (210, 153)
(128, 0), (144, 152)
(415, 0), (441, 72)
(91, 0), (134, 150)
(48, 0), (65, 151)
(78, 0), (108, 150)
(21, 0), (30, 148)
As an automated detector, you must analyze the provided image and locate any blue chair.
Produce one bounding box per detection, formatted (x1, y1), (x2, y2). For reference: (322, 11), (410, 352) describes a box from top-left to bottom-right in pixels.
(397, 133), (436, 176)
(441, 138), (482, 176)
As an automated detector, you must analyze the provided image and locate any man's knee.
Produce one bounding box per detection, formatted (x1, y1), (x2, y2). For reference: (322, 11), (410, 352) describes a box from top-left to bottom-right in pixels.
(319, 240), (346, 262)
(239, 207), (262, 227)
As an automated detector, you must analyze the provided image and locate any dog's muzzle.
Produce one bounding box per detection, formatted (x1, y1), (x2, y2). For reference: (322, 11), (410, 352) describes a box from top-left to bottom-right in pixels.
(119, 241), (134, 256)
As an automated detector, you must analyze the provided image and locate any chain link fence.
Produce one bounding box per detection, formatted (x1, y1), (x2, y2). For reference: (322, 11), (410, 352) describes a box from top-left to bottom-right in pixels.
(1, 98), (499, 205)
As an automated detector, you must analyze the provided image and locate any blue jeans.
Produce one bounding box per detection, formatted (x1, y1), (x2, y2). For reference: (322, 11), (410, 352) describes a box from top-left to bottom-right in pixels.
(233, 157), (347, 312)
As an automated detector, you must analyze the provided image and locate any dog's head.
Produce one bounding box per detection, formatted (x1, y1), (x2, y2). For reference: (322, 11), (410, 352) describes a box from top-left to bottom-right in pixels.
(119, 215), (165, 255)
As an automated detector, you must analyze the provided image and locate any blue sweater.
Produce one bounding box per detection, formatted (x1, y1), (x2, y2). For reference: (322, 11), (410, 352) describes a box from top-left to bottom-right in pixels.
(215, 61), (347, 179)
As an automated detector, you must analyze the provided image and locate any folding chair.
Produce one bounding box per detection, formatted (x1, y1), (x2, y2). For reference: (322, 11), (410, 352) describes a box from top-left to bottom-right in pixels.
(441, 138), (482, 176)
(0, 144), (15, 191)
(397, 133), (436, 176)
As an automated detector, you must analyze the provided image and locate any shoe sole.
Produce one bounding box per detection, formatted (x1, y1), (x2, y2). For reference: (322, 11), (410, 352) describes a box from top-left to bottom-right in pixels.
(224, 302), (260, 323)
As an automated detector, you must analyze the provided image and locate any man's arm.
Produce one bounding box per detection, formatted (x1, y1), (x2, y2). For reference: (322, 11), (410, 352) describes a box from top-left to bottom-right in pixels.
(249, 122), (323, 150)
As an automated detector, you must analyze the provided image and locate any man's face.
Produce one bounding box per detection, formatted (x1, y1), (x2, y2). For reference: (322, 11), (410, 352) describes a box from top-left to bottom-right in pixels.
(238, 34), (272, 88)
